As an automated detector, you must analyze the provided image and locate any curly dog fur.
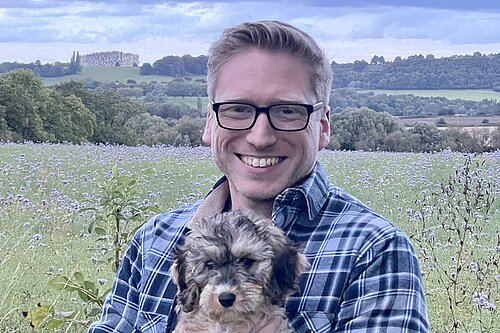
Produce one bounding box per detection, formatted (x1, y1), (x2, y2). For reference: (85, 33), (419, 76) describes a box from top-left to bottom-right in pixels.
(171, 210), (308, 333)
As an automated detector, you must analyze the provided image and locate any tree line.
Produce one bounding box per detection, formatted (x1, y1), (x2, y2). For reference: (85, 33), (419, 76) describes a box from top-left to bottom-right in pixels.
(0, 70), (205, 146)
(140, 55), (208, 76)
(139, 51), (500, 91)
(330, 89), (500, 117)
(3, 50), (500, 92)
(1, 69), (499, 152)
(81, 78), (500, 118)
(80, 51), (140, 67)
(328, 107), (500, 152)
(0, 52), (82, 77)
(332, 52), (500, 90)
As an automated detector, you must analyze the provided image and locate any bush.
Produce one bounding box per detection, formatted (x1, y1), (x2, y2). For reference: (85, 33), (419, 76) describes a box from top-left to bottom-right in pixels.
(436, 118), (448, 127)
(410, 155), (498, 332)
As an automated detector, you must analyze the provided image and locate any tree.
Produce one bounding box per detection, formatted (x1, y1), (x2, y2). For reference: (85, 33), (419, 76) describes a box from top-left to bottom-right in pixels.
(329, 107), (404, 151)
(89, 90), (144, 145)
(172, 116), (205, 146)
(43, 92), (95, 142)
(0, 70), (95, 143)
(0, 104), (10, 140)
(409, 122), (442, 151)
(153, 56), (186, 76)
(0, 70), (49, 141)
(56, 81), (144, 145)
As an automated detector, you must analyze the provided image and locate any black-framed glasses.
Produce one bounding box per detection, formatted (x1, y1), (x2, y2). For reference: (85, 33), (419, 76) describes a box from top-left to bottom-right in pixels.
(211, 101), (324, 131)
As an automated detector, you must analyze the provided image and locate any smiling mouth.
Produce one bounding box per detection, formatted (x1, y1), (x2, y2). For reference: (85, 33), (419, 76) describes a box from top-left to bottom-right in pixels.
(240, 155), (284, 168)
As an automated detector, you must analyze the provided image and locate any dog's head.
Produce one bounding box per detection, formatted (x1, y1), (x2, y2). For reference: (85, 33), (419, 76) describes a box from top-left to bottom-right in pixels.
(171, 210), (308, 322)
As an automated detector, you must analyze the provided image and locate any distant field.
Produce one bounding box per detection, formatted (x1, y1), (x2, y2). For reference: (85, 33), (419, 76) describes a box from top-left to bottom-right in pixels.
(168, 96), (209, 109)
(358, 89), (500, 101)
(42, 67), (204, 86)
(42, 70), (500, 104)
(399, 115), (500, 127)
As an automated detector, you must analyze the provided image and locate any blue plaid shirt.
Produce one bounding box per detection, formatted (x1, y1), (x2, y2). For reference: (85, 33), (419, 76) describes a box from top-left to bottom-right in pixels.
(88, 162), (429, 333)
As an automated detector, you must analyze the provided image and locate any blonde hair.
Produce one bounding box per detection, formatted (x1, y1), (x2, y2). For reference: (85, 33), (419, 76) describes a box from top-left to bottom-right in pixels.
(207, 20), (332, 105)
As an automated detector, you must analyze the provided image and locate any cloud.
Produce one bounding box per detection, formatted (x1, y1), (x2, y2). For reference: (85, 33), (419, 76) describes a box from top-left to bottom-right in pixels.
(1, 1), (500, 64)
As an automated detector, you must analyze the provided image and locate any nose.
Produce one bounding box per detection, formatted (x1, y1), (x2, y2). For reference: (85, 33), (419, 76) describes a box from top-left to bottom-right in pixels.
(246, 113), (277, 148)
(218, 292), (236, 308)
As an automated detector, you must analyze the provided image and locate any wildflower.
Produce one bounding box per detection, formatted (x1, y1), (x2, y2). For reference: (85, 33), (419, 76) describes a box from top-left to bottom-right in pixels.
(413, 210), (423, 220)
(470, 261), (478, 271)
(472, 291), (489, 308)
(484, 302), (496, 311)
(33, 233), (42, 241)
(97, 278), (107, 285)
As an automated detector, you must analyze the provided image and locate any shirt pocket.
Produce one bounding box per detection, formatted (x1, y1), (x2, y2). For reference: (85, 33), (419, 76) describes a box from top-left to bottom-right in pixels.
(295, 311), (334, 333)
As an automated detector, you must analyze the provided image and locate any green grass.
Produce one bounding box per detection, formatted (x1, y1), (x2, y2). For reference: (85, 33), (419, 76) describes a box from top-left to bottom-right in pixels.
(167, 96), (210, 109)
(42, 67), (205, 86)
(358, 89), (500, 101)
(0, 144), (498, 332)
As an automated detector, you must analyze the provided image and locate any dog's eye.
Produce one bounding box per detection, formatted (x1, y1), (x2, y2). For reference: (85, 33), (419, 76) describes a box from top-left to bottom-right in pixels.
(239, 257), (255, 269)
(205, 262), (215, 270)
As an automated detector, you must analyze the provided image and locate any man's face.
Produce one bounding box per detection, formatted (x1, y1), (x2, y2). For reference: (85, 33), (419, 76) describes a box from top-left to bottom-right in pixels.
(203, 49), (330, 209)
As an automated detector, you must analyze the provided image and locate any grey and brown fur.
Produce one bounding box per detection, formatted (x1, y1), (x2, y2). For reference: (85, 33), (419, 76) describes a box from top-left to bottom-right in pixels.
(171, 210), (309, 333)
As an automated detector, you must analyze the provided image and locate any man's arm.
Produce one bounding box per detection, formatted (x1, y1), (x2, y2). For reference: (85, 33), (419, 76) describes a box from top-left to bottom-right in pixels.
(335, 230), (429, 332)
(87, 232), (143, 332)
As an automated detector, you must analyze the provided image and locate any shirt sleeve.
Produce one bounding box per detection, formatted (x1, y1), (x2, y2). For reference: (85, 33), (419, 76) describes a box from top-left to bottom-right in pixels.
(334, 230), (429, 333)
(87, 229), (144, 333)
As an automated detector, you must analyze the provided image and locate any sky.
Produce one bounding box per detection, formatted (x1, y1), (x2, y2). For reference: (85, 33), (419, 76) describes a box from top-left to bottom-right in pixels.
(1, 0), (500, 65)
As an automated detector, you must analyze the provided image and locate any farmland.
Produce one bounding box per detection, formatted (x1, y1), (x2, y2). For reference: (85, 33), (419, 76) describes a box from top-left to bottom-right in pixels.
(41, 67), (205, 86)
(398, 115), (500, 127)
(0, 143), (498, 332)
(359, 89), (500, 102)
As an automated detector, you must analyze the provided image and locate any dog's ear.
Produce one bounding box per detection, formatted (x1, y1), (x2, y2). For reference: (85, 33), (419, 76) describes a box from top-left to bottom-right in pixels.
(171, 247), (201, 313)
(266, 243), (309, 306)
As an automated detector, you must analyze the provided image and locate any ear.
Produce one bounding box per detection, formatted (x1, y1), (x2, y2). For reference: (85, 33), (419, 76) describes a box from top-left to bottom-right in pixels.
(202, 103), (214, 145)
(266, 243), (309, 306)
(318, 105), (330, 150)
(171, 247), (201, 313)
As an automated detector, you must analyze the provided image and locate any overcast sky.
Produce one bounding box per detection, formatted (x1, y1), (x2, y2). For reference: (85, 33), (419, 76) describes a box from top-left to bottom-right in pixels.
(1, 0), (500, 65)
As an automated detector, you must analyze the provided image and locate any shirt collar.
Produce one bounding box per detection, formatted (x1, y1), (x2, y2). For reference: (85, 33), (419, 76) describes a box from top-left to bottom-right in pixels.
(187, 175), (230, 228)
(275, 162), (330, 221)
(188, 162), (330, 227)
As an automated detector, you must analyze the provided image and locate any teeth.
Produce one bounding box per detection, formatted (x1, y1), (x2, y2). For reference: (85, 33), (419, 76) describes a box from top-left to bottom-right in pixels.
(242, 156), (281, 168)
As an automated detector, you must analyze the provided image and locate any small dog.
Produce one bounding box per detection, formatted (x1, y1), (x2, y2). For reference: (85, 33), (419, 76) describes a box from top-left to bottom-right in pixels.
(171, 210), (308, 333)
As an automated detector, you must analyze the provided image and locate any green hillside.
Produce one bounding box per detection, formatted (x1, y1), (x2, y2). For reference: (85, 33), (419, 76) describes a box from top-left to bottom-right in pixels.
(42, 66), (183, 85)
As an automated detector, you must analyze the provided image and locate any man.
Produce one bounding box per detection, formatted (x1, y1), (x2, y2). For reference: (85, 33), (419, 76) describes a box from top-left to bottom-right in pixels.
(89, 20), (429, 332)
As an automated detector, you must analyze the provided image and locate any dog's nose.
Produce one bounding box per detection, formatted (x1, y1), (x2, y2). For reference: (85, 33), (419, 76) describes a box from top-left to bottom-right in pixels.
(218, 292), (236, 308)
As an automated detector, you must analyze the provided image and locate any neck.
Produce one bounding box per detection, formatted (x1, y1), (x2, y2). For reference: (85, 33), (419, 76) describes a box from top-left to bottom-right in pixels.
(230, 196), (274, 219)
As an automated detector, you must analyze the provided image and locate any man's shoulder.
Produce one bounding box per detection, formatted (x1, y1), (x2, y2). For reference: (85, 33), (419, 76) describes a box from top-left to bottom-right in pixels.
(319, 185), (404, 246)
(136, 201), (201, 252)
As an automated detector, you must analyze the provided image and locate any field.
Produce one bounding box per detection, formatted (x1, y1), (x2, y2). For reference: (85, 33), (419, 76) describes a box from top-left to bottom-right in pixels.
(359, 89), (500, 101)
(41, 67), (205, 86)
(168, 96), (210, 109)
(0, 143), (499, 332)
(398, 115), (500, 127)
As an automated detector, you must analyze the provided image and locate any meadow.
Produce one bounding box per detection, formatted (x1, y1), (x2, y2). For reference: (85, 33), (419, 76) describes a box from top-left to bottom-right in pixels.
(41, 67), (201, 85)
(0, 143), (498, 332)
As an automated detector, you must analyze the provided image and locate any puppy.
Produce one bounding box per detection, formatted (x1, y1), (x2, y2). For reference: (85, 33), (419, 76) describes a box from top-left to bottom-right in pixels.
(171, 210), (308, 333)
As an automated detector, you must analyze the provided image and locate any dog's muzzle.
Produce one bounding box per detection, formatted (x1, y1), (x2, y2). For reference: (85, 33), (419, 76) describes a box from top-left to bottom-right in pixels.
(218, 292), (236, 308)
